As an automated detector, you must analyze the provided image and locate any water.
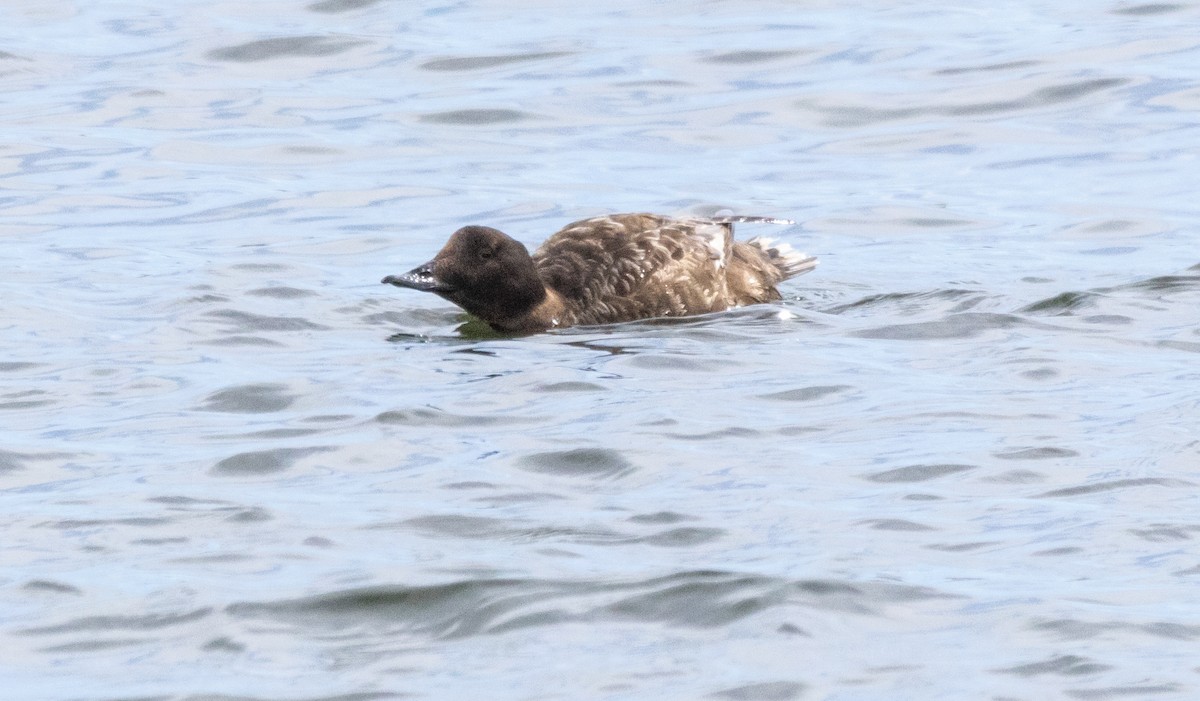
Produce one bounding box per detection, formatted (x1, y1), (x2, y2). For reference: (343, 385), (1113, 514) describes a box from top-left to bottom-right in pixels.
(3, 1), (1200, 699)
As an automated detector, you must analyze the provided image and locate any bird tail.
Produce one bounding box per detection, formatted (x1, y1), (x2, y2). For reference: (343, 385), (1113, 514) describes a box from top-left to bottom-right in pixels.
(745, 236), (818, 279)
(711, 215), (796, 225)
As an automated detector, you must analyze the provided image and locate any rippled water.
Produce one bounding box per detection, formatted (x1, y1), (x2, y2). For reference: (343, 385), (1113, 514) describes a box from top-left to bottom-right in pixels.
(4, 1), (1200, 699)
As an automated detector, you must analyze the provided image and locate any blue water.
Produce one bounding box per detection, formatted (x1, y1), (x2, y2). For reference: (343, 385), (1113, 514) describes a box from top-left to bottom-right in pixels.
(3, 1), (1200, 699)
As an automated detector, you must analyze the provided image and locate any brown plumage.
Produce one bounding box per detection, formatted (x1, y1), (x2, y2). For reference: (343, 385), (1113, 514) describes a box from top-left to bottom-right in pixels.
(381, 213), (817, 333)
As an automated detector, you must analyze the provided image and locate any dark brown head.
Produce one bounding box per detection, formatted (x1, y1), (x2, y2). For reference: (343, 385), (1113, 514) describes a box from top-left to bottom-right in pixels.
(382, 225), (546, 329)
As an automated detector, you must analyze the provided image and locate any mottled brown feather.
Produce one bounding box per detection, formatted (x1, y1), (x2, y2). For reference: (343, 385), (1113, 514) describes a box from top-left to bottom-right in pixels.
(382, 212), (817, 333)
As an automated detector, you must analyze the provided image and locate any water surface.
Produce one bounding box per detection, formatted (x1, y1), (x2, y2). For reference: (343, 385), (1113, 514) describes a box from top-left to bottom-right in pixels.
(3, 1), (1200, 699)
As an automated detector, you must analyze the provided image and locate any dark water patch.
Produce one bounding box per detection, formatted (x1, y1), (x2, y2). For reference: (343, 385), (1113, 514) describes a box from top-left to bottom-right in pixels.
(308, 0), (386, 12)
(1020, 367), (1058, 380)
(219, 427), (326, 440)
(858, 519), (937, 532)
(443, 481), (499, 490)
(533, 381), (607, 392)
(199, 383), (295, 413)
(1, 449), (28, 472)
(759, 385), (851, 402)
(400, 514), (526, 539)
(824, 288), (982, 317)
(375, 407), (536, 427)
(23, 579), (83, 595)
(1067, 685), (1183, 699)
(418, 109), (535, 125)
(210, 446), (333, 476)
(518, 448), (635, 479)
(604, 573), (783, 627)
(1113, 3), (1185, 15)
(1109, 272), (1200, 296)
(703, 50), (800, 65)
(0, 361), (41, 372)
(1038, 477), (1192, 498)
(865, 463), (975, 483)
(936, 60), (1041, 75)
(230, 263), (292, 272)
(1020, 291), (1098, 315)
(983, 469), (1046, 484)
(625, 354), (728, 372)
(226, 507), (272, 523)
(1159, 340), (1200, 353)
(470, 491), (567, 505)
(41, 517), (171, 529)
(993, 654), (1112, 676)
(207, 36), (369, 62)
(637, 527), (725, 547)
(395, 515), (618, 544)
(228, 578), (573, 637)
(952, 78), (1130, 115)
(229, 572), (952, 639)
(904, 493), (943, 501)
(147, 495), (230, 506)
(995, 447), (1079, 460)
(21, 608), (211, 635)
(662, 427), (760, 440)
(854, 312), (1029, 340)
(1081, 314), (1133, 325)
(205, 310), (328, 332)
(926, 541), (999, 552)
(629, 511), (696, 525)
(802, 78), (1128, 127)
(1034, 547), (1085, 556)
(709, 681), (806, 700)
(39, 639), (150, 653)
(0, 390), (55, 410)
(1128, 524), (1200, 542)
(420, 52), (571, 71)
(246, 286), (318, 299)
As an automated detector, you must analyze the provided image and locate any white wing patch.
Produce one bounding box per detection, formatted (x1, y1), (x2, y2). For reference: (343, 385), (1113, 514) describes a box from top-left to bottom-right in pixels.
(692, 221), (728, 271)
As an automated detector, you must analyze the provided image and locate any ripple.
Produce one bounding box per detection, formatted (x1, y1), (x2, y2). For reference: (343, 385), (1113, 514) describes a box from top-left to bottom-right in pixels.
(518, 448), (636, 479)
(798, 77), (1129, 127)
(203, 309), (329, 333)
(854, 312), (1030, 340)
(21, 608), (211, 635)
(199, 383), (295, 413)
(1020, 291), (1099, 315)
(375, 408), (536, 427)
(993, 654), (1112, 676)
(246, 286), (318, 299)
(419, 52), (571, 72)
(865, 463), (976, 483)
(22, 580), (83, 595)
(702, 50), (801, 65)
(758, 385), (852, 402)
(210, 446), (333, 476)
(858, 519), (938, 532)
(995, 447), (1079, 460)
(1031, 617), (1200, 641)
(637, 527), (725, 547)
(1113, 3), (1185, 15)
(1038, 477), (1193, 498)
(206, 36), (370, 62)
(308, 0), (385, 12)
(418, 109), (537, 125)
(227, 571), (954, 639)
(709, 681), (806, 700)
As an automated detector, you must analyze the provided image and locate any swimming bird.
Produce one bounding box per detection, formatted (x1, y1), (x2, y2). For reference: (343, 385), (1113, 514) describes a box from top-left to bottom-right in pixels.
(381, 213), (817, 333)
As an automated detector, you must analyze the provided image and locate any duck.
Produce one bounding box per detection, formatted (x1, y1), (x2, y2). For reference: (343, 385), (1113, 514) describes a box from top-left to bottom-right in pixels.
(381, 212), (817, 333)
